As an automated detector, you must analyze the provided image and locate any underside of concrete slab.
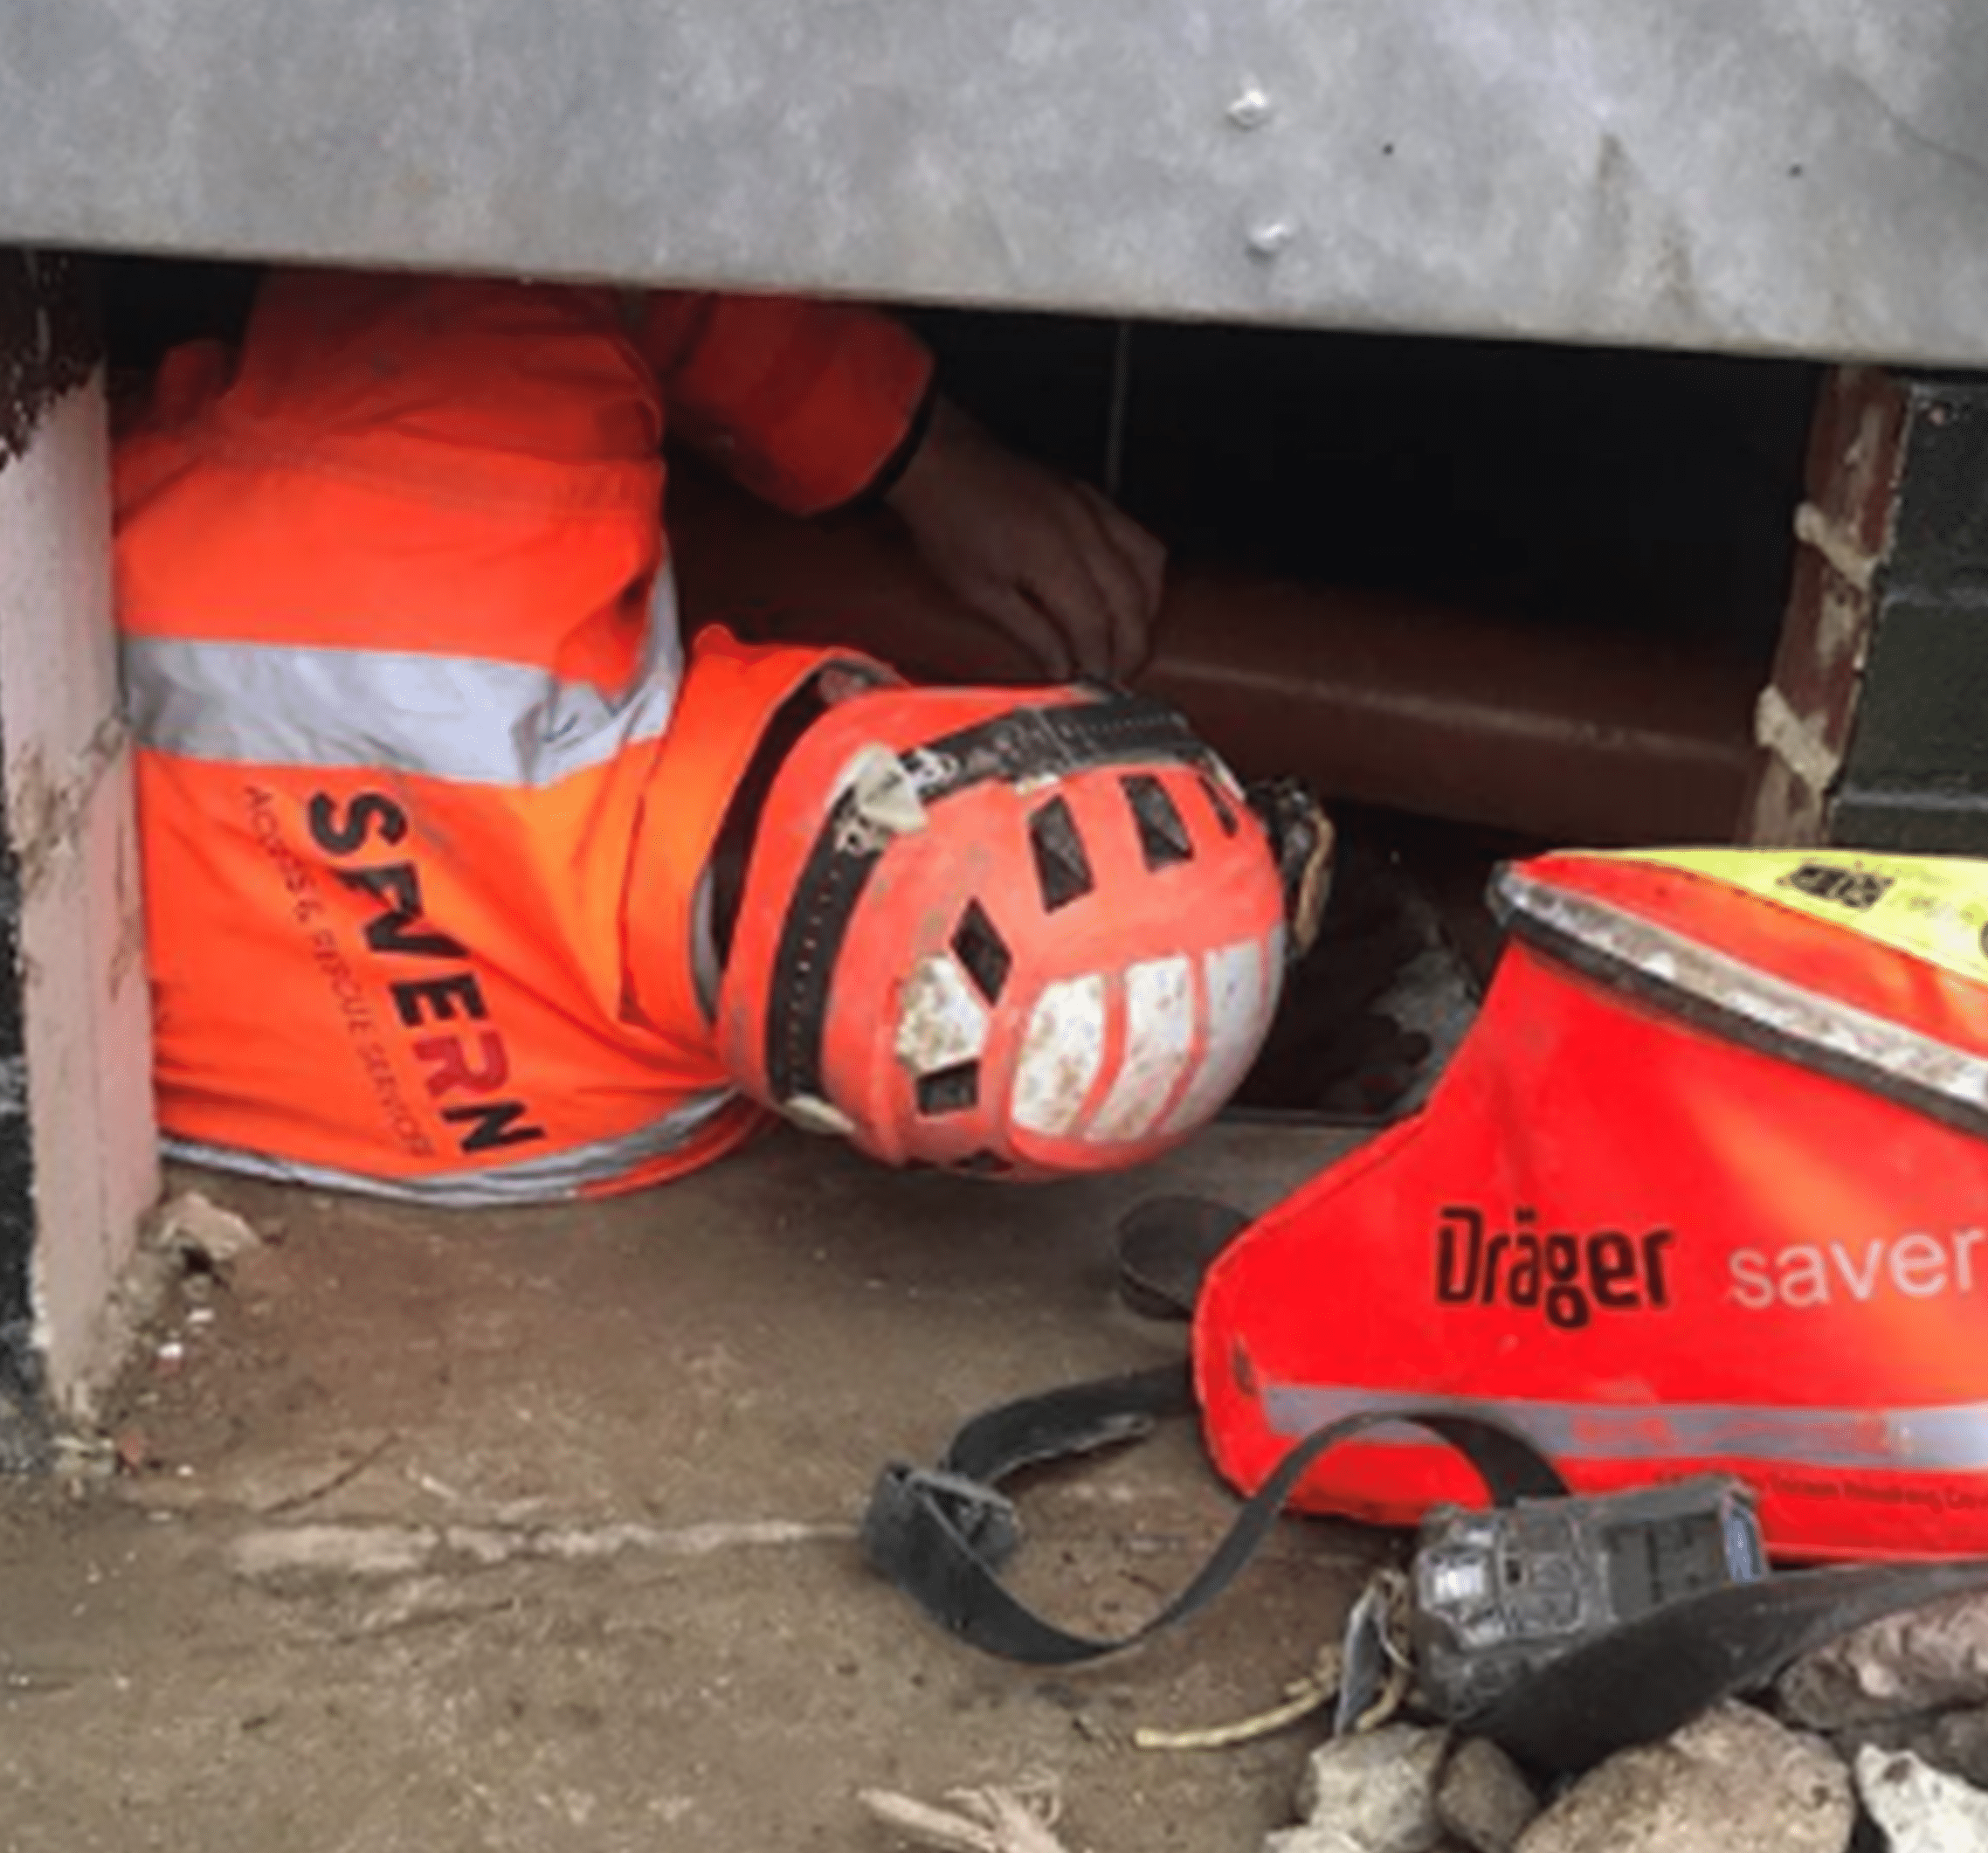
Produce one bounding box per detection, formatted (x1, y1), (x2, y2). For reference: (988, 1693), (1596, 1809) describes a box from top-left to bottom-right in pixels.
(7, 3), (1988, 363)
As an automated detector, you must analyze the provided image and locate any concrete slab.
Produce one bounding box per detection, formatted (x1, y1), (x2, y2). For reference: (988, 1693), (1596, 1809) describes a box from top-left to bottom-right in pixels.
(0, 1120), (1386, 1852)
(10, 5), (1988, 363)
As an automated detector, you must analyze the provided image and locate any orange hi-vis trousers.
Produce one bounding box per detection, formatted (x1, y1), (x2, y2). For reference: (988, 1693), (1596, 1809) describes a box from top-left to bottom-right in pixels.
(115, 270), (931, 1203)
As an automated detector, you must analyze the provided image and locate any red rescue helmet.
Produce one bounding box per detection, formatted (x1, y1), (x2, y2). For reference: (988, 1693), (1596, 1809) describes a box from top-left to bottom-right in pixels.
(715, 678), (1308, 1178)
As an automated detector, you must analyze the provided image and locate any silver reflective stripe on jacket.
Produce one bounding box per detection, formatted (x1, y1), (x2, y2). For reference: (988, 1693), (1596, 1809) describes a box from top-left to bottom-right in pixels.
(164, 1084), (738, 1208)
(1263, 1383), (1988, 1474)
(125, 574), (683, 786)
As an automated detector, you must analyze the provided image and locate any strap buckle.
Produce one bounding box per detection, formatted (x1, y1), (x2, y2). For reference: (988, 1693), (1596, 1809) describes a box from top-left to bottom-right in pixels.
(864, 1462), (1021, 1572)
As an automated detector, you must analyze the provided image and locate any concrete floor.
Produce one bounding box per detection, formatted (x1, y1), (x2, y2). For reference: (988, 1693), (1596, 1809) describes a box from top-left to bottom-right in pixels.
(0, 1119), (1387, 1853)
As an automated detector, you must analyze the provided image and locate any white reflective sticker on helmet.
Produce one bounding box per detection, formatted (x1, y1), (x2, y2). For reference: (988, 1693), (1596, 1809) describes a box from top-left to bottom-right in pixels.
(832, 745), (927, 854)
(1085, 956), (1195, 1144)
(1011, 975), (1108, 1137)
(847, 744), (928, 838)
(1161, 936), (1280, 1137)
(894, 956), (991, 1075)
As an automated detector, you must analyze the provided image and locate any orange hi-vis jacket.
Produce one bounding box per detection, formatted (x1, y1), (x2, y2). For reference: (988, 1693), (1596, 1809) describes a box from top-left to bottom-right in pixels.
(114, 269), (933, 1204)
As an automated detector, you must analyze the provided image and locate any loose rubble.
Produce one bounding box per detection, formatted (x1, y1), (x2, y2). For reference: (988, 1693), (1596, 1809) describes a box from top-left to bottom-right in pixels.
(1772, 1587), (1988, 1842)
(151, 1188), (263, 1272)
(1255, 1705), (1863, 1853)
(1434, 1738), (1539, 1853)
(860, 1597), (1988, 1853)
(1287, 1724), (1451, 1853)
(1855, 1746), (1988, 1853)
(1238, 1587), (1988, 1853)
(1510, 1703), (1851, 1853)
(1781, 1590), (1988, 1730)
(1842, 1704), (1988, 1791)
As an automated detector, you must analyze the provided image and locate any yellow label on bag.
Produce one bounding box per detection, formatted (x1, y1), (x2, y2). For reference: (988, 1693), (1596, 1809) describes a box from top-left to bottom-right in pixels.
(1602, 848), (1988, 987)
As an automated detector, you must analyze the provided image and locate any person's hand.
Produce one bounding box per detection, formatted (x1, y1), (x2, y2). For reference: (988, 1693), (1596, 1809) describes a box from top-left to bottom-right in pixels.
(884, 397), (1166, 681)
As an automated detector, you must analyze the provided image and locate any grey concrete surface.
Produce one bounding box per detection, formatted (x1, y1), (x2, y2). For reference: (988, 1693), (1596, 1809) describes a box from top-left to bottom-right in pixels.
(0, 1121), (1382, 1852)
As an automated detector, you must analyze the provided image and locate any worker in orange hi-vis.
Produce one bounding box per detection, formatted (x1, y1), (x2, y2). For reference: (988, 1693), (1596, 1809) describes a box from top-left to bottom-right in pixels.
(114, 268), (1317, 1206)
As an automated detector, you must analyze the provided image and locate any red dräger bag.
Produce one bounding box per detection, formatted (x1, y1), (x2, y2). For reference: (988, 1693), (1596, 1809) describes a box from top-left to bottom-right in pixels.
(1198, 847), (1988, 1562)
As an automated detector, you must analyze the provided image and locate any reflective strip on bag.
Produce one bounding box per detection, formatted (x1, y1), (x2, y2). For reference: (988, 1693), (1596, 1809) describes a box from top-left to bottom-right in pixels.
(164, 1084), (735, 1207)
(125, 575), (684, 788)
(1598, 847), (1988, 991)
(1261, 1383), (1988, 1475)
(1497, 868), (1988, 1137)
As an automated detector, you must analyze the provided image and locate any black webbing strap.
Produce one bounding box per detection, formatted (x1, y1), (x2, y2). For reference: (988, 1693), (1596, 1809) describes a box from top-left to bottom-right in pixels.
(861, 1361), (1570, 1667)
(1115, 1195), (1252, 1320)
(1479, 1553), (1988, 1773)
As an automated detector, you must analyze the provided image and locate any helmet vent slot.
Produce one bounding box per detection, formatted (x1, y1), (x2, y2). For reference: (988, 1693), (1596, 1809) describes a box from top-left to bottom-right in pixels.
(915, 1061), (981, 1117)
(1198, 772), (1240, 837)
(951, 902), (1013, 1003)
(1123, 774), (1195, 869)
(1029, 795), (1095, 911)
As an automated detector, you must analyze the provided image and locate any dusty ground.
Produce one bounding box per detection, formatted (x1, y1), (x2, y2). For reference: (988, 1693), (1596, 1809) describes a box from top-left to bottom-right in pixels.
(0, 1121), (1387, 1853)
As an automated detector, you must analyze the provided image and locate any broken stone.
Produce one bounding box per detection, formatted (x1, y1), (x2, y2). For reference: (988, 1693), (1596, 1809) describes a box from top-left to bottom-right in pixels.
(50, 1431), (117, 1483)
(152, 1189), (262, 1273)
(1512, 1702), (1851, 1853)
(1780, 1591), (1988, 1729)
(1854, 1746), (1988, 1853)
(1838, 1704), (1988, 1791)
(1264, 1829), (1366, 1853)
(1267, 1833), (1481, 1853)
(1267, 1837), (1474, 1853)
(1294, 1724), (1452, 1853)
(1437, 1738), (1540, 1853)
